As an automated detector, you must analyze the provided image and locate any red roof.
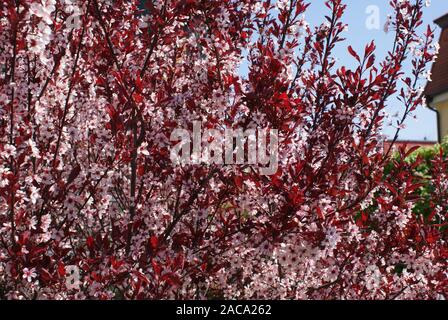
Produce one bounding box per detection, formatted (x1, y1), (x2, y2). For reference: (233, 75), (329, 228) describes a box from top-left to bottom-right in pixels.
(425, 13), (448, 98)
(383, 140), (436, 154)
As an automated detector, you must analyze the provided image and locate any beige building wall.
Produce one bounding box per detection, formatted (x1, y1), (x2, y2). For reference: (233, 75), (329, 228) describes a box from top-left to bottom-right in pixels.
(430, 93), (448, 141)
(437, 100), (448, 139)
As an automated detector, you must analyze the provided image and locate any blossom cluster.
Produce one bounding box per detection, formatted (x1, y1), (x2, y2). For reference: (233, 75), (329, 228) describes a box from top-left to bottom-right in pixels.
(0, 0), (445, 299)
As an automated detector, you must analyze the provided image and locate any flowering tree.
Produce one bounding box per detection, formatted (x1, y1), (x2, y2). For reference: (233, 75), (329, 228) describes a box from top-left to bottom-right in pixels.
(0, 0), (446, 299)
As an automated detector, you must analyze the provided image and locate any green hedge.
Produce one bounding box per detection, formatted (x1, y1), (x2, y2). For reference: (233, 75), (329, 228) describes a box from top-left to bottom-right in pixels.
(404, 138), (448, 221)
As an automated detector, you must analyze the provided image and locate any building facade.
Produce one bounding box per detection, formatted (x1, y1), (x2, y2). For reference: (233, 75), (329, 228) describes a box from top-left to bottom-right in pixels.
(425, 13), (448, 142)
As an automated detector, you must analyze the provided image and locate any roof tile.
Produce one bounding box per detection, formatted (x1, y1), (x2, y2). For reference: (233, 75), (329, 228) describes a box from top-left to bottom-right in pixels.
(425, 14), (448, 98)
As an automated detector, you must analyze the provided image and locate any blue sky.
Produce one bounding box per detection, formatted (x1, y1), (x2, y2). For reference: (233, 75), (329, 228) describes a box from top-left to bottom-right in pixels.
(314, 0), (448, 141)
(241, 0), (448, 141)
